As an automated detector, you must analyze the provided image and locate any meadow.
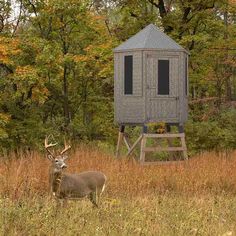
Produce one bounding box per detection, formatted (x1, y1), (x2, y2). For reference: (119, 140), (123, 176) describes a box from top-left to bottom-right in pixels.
(1, 147), (236, 235)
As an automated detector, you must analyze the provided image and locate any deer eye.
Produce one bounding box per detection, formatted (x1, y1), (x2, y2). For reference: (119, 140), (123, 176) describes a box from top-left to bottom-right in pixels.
(55, 159), (59, 163)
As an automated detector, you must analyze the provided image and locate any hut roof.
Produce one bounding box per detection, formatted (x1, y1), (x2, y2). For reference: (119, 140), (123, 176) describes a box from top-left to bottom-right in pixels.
(114, 24), (187, 52)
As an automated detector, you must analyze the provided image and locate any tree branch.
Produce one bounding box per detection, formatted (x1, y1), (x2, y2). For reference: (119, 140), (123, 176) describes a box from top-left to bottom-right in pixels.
(27, 0), (43, 36)
(0, 15), (4, 33)
(105, 19), (112, 37)
(0, 63), (13, 74)
(147, 0), (173, 32)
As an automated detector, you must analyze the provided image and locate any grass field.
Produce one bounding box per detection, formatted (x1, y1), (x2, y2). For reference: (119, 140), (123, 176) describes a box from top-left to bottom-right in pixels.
(1, 147), (236, 235)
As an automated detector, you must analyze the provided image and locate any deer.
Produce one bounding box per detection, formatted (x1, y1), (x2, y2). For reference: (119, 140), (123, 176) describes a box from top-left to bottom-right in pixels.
(44, 136), (107, 207)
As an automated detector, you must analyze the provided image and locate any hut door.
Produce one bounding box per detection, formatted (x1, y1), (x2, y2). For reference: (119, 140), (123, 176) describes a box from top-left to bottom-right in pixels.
(146, 55), (179, 122)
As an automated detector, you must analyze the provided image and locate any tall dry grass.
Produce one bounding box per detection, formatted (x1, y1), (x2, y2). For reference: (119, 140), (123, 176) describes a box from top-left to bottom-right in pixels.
(1, 146), (236, 200)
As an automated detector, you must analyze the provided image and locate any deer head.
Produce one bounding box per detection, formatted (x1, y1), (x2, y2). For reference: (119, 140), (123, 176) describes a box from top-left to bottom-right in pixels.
(44, 135), (71, 173)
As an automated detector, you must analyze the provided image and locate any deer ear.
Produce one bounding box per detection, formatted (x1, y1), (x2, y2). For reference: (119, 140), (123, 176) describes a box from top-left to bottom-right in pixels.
(63, 155), (69, 161)
(47, 154), (54, 161)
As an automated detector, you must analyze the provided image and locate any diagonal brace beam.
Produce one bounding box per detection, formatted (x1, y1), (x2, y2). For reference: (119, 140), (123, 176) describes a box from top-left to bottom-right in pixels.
(125, 135), (143, 157)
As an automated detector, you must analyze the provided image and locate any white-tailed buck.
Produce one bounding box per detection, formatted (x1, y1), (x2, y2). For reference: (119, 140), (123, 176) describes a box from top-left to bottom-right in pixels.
(44, 136), (107, 207)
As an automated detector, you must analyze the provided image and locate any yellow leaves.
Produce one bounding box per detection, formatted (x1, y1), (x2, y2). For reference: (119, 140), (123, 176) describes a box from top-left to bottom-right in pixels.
(11, 66), (49, 104)
(15, 65), (35, 74)
(92, 15), (105, 21)
(73, 38), (114, 80)
(15, 66), (37, 80)
(42, 0), (85, 16)
(73, 55), (87, 63)
(87, 11), (104, 20)
(86, 12), (112, 41)
(31, 86), (49, 105)
(0, 113), (10, 139)
(147, 122), (166, 134)
(0, 113), (10, 123)
(98, 66), (113, 79)
(87, 12), (106, 29)
(63, 53), (76, 64)
(0, 37), (20, 65)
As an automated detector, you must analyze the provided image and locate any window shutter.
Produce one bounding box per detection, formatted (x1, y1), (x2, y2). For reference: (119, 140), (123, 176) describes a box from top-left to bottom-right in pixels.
(124, 55), (133, 95)
(158, 60), (169, 95)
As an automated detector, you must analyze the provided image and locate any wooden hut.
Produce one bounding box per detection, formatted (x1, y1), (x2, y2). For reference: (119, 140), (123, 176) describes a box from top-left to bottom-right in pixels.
(114, 24), (189, 163)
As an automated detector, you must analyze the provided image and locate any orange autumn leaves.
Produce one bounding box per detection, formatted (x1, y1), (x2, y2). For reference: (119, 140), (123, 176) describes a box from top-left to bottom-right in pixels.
(0, 37), (20, 65)
(12, 65), (49, 104)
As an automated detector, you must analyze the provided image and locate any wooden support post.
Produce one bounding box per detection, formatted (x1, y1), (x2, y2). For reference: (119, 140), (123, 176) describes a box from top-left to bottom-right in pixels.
(180, 135), (188, 160)
(140, 125), (147, 163)
(166, 124), (171, 133)
(143, 125), (148, 134)
(140, 136), (147, 163)
(166, 124), (173, 160)
(178, 124), (184, 133)
(115, 125), (125, 158)
(178, 124), (188, 160)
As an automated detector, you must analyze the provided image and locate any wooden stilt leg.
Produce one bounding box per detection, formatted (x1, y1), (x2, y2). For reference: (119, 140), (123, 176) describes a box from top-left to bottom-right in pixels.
(116, 125), (125, 158)
(166, 124), (173, 161)
(181, 135), (188, 160)
(140, 136), (147, 163)
(178, 124), (188, 160)
(140, 126), (147, 163)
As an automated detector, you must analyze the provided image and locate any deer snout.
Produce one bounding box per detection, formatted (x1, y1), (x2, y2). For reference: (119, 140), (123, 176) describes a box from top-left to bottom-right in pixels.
(61, 163), (67, 169)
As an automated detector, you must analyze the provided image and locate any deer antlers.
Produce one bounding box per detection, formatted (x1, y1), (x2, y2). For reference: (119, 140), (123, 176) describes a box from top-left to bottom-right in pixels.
(45, 135), (57, 156)
(44, 135), (71, 158)
(60, 139), (71, 155)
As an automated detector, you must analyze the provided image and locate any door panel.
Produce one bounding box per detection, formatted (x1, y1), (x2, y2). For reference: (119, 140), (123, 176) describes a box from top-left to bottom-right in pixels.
(146, 55), (179, 122)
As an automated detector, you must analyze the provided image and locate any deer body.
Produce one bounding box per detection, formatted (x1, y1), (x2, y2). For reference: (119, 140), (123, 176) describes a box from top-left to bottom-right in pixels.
(50, 170), (106, 200)
(45, 136), (107, 207)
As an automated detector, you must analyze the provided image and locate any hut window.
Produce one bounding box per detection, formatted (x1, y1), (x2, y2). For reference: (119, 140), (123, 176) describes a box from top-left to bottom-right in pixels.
(158, 60), (169, 95)
(124, 55), (133, 95)
(185, 57), (188, 95)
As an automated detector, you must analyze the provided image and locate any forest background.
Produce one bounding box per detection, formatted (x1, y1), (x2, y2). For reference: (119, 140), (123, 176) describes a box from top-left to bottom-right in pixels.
(0, 0), (236, 154)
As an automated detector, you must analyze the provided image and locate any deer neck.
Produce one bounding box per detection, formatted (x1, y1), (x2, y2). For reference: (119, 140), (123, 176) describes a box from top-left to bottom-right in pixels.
(49, 168), (63, 197)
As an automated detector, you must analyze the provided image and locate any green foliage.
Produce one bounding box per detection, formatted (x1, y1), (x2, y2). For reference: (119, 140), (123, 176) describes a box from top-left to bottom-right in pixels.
(0, 0), (235, 153)
(0, 113), (9, 140)
(186, 109), (236, 154)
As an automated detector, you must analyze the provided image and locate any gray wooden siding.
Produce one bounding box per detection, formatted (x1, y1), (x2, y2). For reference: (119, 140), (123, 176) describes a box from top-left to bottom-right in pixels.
(178, 52), (188, 123)
(148, 98), (178, 120)
(114, 49), (188, 125)
(114, 53), (120, 122)
(179, 51), (184, 123)
(182, 52), (188, 122)
(118, 97), (145, 123)
(114, 51), (145, 124)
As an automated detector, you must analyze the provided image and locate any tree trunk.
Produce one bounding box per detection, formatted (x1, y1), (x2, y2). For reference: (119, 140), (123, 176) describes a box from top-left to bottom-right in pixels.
(147, 0), (173, 33)
(224, 7), (232, 101)
(63, 64), (70, 127)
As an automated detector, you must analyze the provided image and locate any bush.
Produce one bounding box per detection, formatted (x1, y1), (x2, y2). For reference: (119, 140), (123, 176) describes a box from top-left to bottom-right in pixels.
(185, 109), (236, 154)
